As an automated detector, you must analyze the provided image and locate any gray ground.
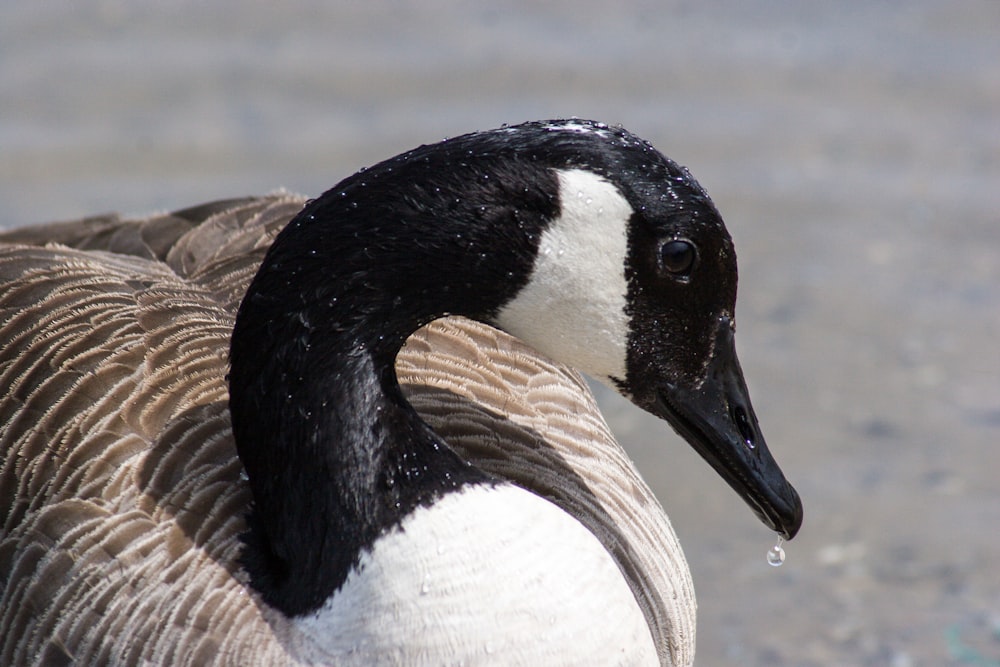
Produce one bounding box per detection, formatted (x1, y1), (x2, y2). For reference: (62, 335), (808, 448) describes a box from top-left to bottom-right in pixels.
(2, 2), (998, 665)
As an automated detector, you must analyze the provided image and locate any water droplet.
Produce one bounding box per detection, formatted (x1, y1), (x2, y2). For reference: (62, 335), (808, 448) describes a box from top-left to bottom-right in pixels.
(767, 538), (786, 567)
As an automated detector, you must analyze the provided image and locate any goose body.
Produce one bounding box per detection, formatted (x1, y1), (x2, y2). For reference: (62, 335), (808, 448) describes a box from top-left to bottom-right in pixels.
(0, 120), (801, 666)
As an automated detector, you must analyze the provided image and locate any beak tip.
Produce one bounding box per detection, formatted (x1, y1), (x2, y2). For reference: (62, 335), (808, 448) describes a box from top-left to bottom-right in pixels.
(774, 488), (804, 540)
(748, 477), (802, 540)
(780, 520), (801, 541)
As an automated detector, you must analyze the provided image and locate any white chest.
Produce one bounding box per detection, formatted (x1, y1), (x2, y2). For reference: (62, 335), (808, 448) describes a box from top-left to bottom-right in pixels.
(290, 484), (658, 666)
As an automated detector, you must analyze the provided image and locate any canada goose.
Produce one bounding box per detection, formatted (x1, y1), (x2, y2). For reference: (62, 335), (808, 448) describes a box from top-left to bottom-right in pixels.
(0, 119), (801, 666)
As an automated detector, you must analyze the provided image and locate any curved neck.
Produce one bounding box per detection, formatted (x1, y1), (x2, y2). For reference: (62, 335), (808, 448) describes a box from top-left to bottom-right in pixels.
(228, 158), (558, 616)
(231, 319), (481, 615)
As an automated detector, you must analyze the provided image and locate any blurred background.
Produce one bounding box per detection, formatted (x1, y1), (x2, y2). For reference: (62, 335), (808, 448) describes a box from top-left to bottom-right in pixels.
(2, 1), (998, 664)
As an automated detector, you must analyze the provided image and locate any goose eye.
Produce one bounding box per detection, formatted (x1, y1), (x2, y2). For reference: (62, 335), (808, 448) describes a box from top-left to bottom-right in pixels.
(658, 239), (696, 277)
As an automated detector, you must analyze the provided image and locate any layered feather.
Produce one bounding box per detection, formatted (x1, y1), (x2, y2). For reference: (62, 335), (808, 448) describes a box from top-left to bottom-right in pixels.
(0, 195), (694, 666)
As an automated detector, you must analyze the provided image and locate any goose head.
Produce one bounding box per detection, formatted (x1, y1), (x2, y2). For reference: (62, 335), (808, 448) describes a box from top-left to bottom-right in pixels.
(229, 118), (802, 619)
(488, 121), (803, 540)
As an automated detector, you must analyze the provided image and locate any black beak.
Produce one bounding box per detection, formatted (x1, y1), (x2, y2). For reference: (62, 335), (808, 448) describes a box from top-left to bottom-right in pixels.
(651, 317), (803, 539)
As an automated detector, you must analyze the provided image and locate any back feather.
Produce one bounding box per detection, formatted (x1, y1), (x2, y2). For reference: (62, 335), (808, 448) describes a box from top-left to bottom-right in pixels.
(0, 195), (694, 666)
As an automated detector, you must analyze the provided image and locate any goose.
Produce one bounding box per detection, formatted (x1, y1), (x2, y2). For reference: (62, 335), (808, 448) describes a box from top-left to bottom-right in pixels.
(0, 119), (802, 666)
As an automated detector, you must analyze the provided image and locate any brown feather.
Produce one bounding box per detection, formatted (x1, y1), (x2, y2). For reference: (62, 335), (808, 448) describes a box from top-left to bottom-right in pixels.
(0, 194), (694, 666)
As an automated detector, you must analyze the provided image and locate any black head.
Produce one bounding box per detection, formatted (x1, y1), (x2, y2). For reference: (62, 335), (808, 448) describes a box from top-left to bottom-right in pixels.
(603, 131), (802, 539)
(487, 120), (802, 538)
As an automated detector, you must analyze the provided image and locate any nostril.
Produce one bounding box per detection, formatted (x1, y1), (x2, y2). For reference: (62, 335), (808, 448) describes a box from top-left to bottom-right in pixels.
(733, 405), (755, 449)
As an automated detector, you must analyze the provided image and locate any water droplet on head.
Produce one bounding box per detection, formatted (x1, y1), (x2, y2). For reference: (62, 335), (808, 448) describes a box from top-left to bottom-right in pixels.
(767, 538), (786, 567)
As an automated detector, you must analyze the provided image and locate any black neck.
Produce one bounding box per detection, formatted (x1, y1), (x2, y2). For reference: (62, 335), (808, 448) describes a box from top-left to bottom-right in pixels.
(230, 321), (484, 615)
(228, 145), (559, 615)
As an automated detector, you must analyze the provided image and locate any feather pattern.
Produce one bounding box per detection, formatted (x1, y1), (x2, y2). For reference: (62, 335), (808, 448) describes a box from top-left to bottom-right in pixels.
(1, 194), (694, 666)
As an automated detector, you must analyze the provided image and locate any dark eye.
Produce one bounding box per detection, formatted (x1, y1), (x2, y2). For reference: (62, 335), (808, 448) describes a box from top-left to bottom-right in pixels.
(658, 239), (696, 277)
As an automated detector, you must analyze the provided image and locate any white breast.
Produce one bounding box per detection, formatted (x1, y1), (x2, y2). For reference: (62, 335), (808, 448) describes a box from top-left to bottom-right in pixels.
(290, 483), (658, 666)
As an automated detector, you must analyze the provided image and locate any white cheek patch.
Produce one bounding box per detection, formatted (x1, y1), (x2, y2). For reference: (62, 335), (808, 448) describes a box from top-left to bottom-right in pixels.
(494, 168), (631, 385)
